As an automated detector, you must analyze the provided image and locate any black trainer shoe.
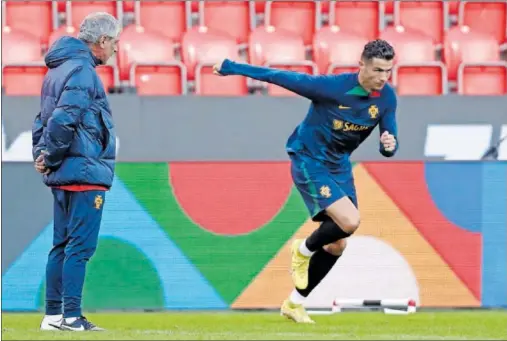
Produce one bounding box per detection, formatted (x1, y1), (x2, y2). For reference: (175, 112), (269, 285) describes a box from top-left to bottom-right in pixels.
(60, 316), (105, 331)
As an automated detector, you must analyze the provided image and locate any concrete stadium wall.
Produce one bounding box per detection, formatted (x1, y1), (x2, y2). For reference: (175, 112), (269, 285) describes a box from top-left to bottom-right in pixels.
(2, 96), (506, 311)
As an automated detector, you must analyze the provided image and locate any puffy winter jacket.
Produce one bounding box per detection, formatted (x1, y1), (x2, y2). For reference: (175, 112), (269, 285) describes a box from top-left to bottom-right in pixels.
(32, 36), (116, 188)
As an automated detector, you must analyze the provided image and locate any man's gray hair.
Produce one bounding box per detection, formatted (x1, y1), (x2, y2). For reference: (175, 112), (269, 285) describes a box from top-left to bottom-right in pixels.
(77, 12), (121, 44)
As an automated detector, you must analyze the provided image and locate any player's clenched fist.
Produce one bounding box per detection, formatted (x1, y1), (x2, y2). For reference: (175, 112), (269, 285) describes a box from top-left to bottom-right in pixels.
(380, 131), (396, 152)
(213, 59), (226, 76)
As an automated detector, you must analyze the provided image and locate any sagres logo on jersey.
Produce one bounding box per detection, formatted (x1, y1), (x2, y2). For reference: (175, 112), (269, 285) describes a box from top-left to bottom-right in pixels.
(319, 185), (331, 198)
(368, 105), (379, 119)
(333, 119), (369, 132)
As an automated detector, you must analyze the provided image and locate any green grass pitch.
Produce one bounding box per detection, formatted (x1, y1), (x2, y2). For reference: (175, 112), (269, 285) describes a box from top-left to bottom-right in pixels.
(2, 311), (507, 340)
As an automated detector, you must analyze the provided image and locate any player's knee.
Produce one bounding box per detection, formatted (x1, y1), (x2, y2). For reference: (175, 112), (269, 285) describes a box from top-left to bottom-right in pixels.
(325, 197), (361, 235)
(324, 238), (347, 256)
(332, 213), (360, 234)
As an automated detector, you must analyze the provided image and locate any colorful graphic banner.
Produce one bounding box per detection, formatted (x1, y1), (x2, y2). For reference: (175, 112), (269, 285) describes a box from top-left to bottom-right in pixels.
(2, 162), (506, 311)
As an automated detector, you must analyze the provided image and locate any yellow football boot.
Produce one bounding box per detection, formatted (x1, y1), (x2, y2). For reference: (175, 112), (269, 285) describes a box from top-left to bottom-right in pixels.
(280, 299), (315, 324)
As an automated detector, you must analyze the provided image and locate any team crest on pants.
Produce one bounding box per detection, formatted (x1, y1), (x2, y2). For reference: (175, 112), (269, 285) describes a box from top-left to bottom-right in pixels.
(320, 185), (331, 198)
(94, 195), (103, 210)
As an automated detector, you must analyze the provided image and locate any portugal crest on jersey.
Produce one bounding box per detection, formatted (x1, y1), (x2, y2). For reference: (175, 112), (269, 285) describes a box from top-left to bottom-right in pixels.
(368, 105), (379, 119)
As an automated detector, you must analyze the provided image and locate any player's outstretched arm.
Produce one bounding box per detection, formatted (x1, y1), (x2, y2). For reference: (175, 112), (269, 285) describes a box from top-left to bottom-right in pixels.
(378, 91), (399, 157)
(214, 59), (338, 102)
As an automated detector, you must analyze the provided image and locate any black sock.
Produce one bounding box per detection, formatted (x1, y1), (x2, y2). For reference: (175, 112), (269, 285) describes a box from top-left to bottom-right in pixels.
(296, 248), (340, 297)
(305, 219), (351, 252)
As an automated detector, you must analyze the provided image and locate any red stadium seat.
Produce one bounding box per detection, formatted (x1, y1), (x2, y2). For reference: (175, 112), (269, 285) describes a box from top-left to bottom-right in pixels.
(195, 63), (249, 96)
(48, 26), (78, 48)
(96, 65), (117, 92)
(384, 0), (394, 15)
(133, 65), (187, 96)
(313, 26), (367, 74)
(249, 26), (316, 95)
(199, 1), (254, 44)
(56, 0), (66, 12)
(449, 1), (460, 16)
(136, 1), (190, 42)
(457, 63), (507, 95)
(255, 0), (266, 13)
(330, 1), (381, 41)
(181, 26), (240, 80)
(459, 1), (507, 45)
(117, 25), (177, 81)
(321, 0), (331, 14)
(123, 0), (135, 12)
(392, 63), (447, 95)
(2, 28), (42, 64)
(265, 1), (319, 46)
(394, 1), (446, 46)
(264, 63), (318, 96)
(2, 65), (47, 96)
(249, 26), (306, 66)
(3, 1), (54, 47)
(67, 1), (117, 28)
(192, 1), (200, 12)
(379, 26), (437, 63)
(444, 26), (501, 81)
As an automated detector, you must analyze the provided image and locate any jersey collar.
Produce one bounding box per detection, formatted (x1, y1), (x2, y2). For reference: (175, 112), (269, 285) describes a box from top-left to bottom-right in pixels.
(346, 73), (381, 97)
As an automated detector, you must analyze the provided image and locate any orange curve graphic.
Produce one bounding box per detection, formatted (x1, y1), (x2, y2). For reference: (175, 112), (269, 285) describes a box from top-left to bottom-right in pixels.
(232, 164), (480, 309)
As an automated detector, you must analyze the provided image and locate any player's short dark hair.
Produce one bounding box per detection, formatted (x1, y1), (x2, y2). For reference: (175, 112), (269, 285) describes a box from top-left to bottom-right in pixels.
(361, 39), (395, 62)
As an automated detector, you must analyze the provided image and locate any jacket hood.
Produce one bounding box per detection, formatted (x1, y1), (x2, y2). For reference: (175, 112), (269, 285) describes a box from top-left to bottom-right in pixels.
(45, 36), (102, 69)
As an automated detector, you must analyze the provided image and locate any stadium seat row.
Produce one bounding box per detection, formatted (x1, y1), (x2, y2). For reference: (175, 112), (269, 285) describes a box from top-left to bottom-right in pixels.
(3, 21), (507, 95)
(3, 57), (506, 96)
(2, 1), (506, 96)
(3, 1), (507, 48)
(3, 0), (469, 16)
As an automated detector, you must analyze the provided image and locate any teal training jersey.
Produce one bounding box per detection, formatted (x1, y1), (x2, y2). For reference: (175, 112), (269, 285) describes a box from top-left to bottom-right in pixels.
(220, 59), (398, 168)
